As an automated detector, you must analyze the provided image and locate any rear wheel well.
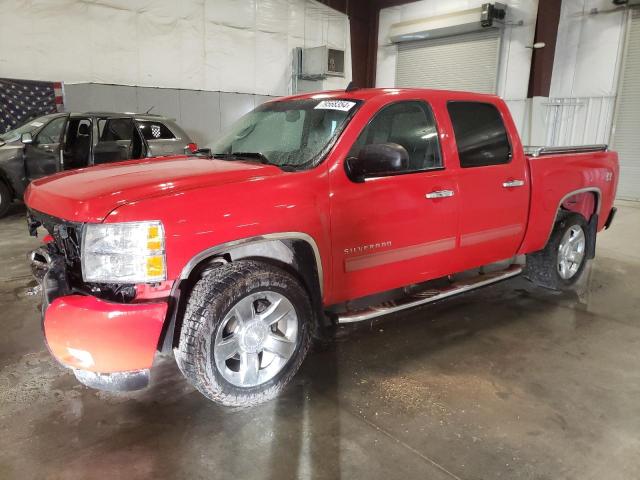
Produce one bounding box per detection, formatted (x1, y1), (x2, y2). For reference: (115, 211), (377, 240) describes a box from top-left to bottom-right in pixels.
(559, 191), (599, 222)
(160, 239), (326, 352)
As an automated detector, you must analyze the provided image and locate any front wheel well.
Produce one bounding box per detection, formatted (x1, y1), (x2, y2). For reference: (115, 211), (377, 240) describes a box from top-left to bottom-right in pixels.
(159, 239), (326, 352)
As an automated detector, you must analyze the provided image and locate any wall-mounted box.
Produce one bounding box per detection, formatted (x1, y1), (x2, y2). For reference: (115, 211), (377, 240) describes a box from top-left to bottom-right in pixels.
(300, 46), (345, 79)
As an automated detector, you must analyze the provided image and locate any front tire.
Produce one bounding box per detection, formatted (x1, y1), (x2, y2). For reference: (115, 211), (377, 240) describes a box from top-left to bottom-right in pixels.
(526, 212), (589, 290)
(175, 260), (312, 407)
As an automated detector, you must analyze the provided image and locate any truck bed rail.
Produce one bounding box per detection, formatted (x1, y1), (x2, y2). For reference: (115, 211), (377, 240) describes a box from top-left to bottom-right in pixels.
(524, 144), (608, 158)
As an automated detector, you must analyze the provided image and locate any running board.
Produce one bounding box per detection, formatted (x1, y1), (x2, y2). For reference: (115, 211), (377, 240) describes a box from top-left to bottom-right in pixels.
(337, 265), (523, 324)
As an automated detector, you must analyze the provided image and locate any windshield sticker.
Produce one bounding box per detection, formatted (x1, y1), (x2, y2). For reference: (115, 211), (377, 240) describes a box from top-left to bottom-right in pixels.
(314, 100), (356, 112)
(30, 121), (44, 127)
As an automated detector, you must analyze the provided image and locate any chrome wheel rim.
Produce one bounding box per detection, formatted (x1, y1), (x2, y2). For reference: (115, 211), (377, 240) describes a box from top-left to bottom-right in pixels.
(557, 225), (586, 280)
(213, 291), (298, 388)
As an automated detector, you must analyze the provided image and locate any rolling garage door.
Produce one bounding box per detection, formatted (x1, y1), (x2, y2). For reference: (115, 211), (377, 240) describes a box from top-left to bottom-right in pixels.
(612, 9), (640, 200)
(395, 29), (501, 94)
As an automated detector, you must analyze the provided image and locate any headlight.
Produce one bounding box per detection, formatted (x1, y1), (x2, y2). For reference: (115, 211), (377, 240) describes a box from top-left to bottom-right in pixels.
(81, 221), (166, 283)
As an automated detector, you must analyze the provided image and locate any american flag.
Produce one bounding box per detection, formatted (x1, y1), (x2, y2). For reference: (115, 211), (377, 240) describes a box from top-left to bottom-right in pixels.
(0, 78), (64, 133)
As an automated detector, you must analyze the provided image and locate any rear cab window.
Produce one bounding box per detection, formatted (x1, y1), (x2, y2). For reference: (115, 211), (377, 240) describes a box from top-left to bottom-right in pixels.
(447, 101), (511, 168)
(136, 121), (175, 140)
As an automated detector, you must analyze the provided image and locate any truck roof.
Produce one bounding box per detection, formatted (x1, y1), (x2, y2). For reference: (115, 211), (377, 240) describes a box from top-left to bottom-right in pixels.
(277, 87), (502, 103)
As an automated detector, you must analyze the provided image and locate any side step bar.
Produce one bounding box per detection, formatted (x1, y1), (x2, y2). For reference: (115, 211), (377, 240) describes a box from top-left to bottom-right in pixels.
(337, 265), (523, 324)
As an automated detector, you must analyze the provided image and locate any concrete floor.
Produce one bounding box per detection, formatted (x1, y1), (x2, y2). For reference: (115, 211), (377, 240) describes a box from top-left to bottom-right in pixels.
(1, 201), (639, 480)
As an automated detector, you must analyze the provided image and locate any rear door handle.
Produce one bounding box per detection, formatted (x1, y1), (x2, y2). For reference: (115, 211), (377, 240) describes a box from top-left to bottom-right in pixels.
(502, 179), (525, 188)
(426, 189), (455, 199)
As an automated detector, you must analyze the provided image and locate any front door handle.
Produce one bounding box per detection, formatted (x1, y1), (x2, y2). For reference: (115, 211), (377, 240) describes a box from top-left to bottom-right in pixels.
(503, 179), (525, 188)
(426, 189), (455, 199)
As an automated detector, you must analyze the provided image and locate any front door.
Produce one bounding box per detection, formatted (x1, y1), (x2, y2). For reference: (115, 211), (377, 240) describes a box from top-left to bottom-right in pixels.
(329, 99), (460, 303)
(446, 100), (530, 269)
(24, 115), (67, 181)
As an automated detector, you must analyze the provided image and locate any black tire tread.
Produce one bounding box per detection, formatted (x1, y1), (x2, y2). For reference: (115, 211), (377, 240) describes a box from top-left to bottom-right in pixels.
(525, 211), (588, 290)
(175, 260), (312, 407)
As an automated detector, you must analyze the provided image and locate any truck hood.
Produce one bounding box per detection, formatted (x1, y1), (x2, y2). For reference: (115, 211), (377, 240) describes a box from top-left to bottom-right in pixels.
(25, 155), (283, 222)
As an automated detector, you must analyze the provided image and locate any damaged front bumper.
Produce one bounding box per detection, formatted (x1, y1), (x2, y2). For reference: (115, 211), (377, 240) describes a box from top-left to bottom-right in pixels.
(30, 247), (168, 392)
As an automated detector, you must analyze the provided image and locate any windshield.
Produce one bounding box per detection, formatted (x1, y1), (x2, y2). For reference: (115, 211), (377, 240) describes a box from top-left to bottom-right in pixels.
(0, 114), (60, 143)
(210, 98), (360, 170)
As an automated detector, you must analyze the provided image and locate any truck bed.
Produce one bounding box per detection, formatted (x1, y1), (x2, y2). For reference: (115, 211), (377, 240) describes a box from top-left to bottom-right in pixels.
(518, 144), (618, 254)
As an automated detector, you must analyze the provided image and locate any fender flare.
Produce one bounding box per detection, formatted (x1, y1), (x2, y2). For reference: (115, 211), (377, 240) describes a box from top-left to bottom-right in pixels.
(541, 187), (601, 248)
(159, 233), (325, 352)
(177, 232), (324, 294)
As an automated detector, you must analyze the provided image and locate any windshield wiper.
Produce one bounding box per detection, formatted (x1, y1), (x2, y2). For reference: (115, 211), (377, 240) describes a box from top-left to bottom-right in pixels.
(212, 152), (271, 165)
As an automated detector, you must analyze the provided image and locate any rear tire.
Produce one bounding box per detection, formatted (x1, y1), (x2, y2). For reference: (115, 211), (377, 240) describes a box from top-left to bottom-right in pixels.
(175, 260), (312, 407)
(0, 181), (12, 218)
(525, 211), (589, 290)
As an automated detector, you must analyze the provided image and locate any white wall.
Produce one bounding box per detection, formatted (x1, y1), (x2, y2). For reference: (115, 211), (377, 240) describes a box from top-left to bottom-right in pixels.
(550, 0), (627, 98)
(0, 0), (351, 97)
(537, 0), (628, 146)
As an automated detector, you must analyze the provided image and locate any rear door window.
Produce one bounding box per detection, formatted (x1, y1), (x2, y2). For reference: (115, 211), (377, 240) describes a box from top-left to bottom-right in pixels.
(99, 118), (135, 141)
(447, 102), (511, 168)
(136, 121), (175, 140)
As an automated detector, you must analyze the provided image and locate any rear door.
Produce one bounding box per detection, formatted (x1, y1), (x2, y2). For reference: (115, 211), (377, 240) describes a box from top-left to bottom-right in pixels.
(24, 115), (67, 181)
(135, 120), (180, 156)
(447, 100), (529, 269)
(93, 118), (145, 165)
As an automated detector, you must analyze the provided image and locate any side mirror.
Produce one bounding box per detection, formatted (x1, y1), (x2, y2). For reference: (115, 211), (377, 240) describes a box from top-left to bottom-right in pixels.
(21, 132), (33, 144)
(345, 143), (409, 182)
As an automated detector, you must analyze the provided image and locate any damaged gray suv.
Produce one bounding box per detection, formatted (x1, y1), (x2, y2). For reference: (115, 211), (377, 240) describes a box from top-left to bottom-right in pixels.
(0, 112), (196, 217)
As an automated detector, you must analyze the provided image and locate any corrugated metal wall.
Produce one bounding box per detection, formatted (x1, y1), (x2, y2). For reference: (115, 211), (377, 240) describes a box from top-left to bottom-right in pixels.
(541, 96), (616, 147)
(611, 8), (640, 201)
(395, 29), (502, 94)
(64, 83), (276, 148)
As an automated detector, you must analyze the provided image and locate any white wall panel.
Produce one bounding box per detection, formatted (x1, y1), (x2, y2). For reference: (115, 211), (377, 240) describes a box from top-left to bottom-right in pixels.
(89, 84), (139, 113)
(136, 88), (181, 120)
(206, 23), (257, 93)
(89, 3), (139, 86)
(258, 0), (290, 33)
(550, 0), (627, 98)
(0, 0), (350, 97)
(220, 92), (257, 132)
(207, 0), (257, 28)
(178, 90), (222, 147)
(256, 32), (291, 95)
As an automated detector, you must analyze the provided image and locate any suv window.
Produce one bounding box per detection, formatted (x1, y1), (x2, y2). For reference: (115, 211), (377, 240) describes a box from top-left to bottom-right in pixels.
(36, 116), (66, 144)
(447, 102), (511, 168)
(99, 118), (135, 141)
(348, 101), (442, 173)
(136, 121), (175, 140)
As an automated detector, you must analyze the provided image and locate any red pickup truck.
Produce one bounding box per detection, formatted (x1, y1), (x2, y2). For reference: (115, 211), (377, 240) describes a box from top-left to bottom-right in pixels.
(25, 88), (618, 407)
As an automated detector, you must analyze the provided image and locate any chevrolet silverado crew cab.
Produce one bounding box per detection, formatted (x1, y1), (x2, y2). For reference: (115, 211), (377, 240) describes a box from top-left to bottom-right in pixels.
(0, 112), (196, 217)
(25, 88), (618, 407)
